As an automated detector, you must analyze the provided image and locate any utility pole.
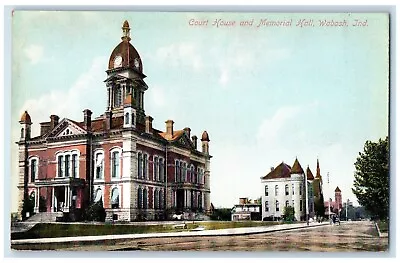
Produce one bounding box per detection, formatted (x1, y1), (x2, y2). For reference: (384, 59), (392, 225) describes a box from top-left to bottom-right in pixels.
(327, 172), (331, 224)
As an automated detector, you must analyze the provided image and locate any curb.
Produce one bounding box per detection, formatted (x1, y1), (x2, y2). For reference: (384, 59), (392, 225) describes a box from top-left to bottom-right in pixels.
(11, 222), (330, 245)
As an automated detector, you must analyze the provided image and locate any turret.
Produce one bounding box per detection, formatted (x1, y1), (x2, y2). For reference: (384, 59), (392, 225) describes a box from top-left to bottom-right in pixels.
(201, 131), (210, 154)
(19, 111), (32, 141)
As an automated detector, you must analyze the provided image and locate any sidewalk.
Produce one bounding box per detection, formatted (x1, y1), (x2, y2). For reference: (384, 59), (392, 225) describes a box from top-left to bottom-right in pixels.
(11, 221), (330, 245)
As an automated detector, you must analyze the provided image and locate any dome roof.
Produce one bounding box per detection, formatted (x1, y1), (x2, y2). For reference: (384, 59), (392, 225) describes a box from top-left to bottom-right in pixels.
(20, 110), (32, 124)
(201, 131), (210, 142)
(108, 21), (143, 72)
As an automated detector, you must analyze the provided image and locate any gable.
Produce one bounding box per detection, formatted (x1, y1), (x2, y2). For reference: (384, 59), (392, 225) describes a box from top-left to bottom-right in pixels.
(175, 133), (195, 150)
(46, 119), (87, 139)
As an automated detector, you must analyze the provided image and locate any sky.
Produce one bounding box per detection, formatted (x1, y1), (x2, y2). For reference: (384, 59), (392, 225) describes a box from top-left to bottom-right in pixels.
(10, 11), (389, 211)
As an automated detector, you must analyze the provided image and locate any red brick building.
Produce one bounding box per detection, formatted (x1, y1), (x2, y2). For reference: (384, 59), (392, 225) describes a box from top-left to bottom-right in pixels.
(17, 20), (212, 222)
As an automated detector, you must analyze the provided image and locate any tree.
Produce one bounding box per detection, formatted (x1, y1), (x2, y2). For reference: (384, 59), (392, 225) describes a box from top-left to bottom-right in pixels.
(283, 206), (295, 222)
(83, 200), (106, 222)
(352, 136), (389, 220)
(314, 194), (325, 218)
(21, 196), (35, 220)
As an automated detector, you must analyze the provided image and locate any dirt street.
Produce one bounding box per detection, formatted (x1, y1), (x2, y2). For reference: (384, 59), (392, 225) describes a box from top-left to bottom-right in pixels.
(49, 221), (388, 252)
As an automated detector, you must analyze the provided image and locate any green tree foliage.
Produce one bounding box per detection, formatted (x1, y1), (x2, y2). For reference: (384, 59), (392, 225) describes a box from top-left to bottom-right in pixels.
(83, 200), (106, 222)
(283, 206), (295, 222)
(21, 195), (35, 220)
(314, 194), (325, 218)
(210, 208), (232, 221)
(352, 136), (389, 220)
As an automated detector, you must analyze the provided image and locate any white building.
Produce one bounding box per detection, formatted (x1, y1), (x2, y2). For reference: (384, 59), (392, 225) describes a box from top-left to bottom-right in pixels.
(260, 158), (314, 221)
(231, 198), (261, 221)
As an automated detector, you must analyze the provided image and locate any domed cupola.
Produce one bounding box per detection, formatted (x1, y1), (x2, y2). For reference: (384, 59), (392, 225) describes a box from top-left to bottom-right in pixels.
(108, 20), (143, 73)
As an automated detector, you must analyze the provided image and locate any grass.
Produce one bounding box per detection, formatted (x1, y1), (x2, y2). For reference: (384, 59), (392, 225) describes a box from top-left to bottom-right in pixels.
(376, 220), (388, 233)
(11, 221), (281, 240)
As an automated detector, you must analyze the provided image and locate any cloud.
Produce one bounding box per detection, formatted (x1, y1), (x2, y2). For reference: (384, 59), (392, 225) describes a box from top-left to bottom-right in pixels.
(256, 105), (302, 146)
(219, 68), (229, 86)
(17, 56), (107, 137)
(147, 85), (166, 108)
(155, 42), (203, 71)
(24, 44), (44, 64)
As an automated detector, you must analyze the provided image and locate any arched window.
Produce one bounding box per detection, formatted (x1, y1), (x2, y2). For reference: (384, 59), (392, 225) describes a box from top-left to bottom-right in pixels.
(191, 166), (195, 183)
(137, 187), (142, 209)
(125, 112), (130, 125)
(94, 188), (102, 203)
(153, 156), (158, 181)
(182, 162), (187, 182)
(29, 158), (38, 182)
(275, 185), (279, 196)
(94, 152), (104, 179)
(198, 193), (202, 209)
(111, 150), (120, 178)
(292, 183), (295, 195)
(154, 189), (159, 209)
(265, 185), (268, 196)
(159, 189), (163, 209)
(143, 154), (148, 180)
(299, 183), (303, 195)
(276, 200), (280, 212)
(159, 158), (164, 182)
(21, 128), (24, 138)
(131, 112), (135, 125)
(175, 160), (179, 182)
(143, 188), (148, 209)
(285, 184), (289, 195)
(285, 200), (289, 207)
(265, 201), (269, 212)
(138, 153), (142, 178)
(111, 187), (119, 208)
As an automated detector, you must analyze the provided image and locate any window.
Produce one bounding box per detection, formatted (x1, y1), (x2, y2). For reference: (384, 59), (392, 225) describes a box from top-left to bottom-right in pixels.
(276, 200), (279, 212)
(292, 183), (295, 195)
(180, 161), (185, 182)
(191, 166), (195, 183)
(94, 188), (102, 203)
(65, 155), (70, 177)
(125, 112), (129, 125)
(114, 87), (122, 107)
(143, 154), (148, 179)
(198, 193), (202, 209)
(175, 160), (179, 182)
(72, 154), (78, 178)
(111, 188), (119, 208)
(275, 185), (278, 196)
(159, 189), (163, 209)
(183, 163), (187, 182)
(285, 200), (289, 207)
(299, 183), (303, 195)
(58, 155), (64, 177)
(137, 187), (143, 209)
(30, 158), (38, 182)
(265, 185), (268, 196)
(131, 112), (135, 125)
(292, 200), (295, 207)
(159, 158), (164, 182)
(300, 200), (303, 211)
(154, 189), (159, 209)
(95, 152), (104, 179)
(143, 188), (148, 209)
(153, 156), (158, 181)
(138, 153), (142, 179)
(111, 151), (120, 178)
(285, 184), (289, 195)
(265, 201), (269, 212)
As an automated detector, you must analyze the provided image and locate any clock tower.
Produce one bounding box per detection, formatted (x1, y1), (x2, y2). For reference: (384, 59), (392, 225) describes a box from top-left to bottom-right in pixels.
(105, 20), (147, 123)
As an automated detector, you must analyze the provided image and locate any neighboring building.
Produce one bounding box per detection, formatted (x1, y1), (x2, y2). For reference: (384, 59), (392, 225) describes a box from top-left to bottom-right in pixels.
(324, 186), (343, 216)
(231, 198), (261, 221)
(16, 20), (212, 222)
(260, 158), (316, 221)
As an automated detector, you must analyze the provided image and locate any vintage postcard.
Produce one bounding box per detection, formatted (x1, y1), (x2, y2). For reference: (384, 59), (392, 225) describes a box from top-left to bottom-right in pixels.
(10, 11), (389, 252)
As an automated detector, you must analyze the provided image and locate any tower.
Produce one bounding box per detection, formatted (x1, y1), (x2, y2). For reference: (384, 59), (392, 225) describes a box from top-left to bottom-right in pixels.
(123, 93), (136, 129)
(334, 186), (342, 214)
(17, 111), (32, 219)
(105, 20), (148, 123)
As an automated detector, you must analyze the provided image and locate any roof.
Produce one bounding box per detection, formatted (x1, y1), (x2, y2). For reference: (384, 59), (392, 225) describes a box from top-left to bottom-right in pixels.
(158, 130), (185, 141)
(335, 186), (341, 192)
(290, 158), (304, 174)
(122, 20), (130, 28)
(306, 166), (315, 180)
(201, 131), (210, 142)
(261, 162), (292, 180)
(315, 159), (321, 179)
(20, 111), (32, 124)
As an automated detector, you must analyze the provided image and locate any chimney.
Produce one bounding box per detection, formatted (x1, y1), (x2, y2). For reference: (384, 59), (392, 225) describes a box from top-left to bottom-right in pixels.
(83, 109), (92, 131)
(145, 116), (153, 134)
(105, 111), (112, 131)
(50, 115), (59, 130)
(165, 120), (174, 137)
(183, 127), (191, 138)
(191, 135), (198, 149)
(40, 122), (51, 136)
(270, 167), (274, 171)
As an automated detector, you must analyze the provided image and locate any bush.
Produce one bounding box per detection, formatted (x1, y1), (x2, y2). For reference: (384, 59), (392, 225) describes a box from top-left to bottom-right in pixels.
(283, 206), (295, 222)
(21, 196), (35, 220)
(83, 200), (106, 222)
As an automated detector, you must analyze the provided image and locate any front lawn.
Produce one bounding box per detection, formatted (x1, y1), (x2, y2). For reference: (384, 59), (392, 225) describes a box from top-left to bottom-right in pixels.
(377, 220), (388, 233)
(11, 221), (281, 240)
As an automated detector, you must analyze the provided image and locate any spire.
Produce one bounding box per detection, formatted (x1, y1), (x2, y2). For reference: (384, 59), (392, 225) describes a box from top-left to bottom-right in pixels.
(290, 158), (304, 174)
(121, 20), (131, 42)
(316, 158), (321, 179)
